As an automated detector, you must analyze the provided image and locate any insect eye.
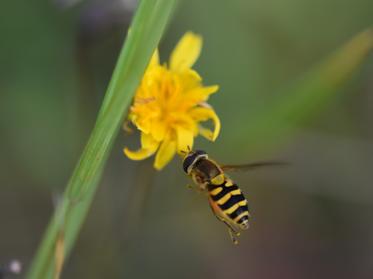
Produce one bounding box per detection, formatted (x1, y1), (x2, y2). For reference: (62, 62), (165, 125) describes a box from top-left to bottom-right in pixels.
(182, 155), (196, 173)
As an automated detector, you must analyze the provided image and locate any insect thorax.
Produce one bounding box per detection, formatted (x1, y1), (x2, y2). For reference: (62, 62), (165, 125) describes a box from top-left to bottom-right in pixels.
(191, 158), (223, 186)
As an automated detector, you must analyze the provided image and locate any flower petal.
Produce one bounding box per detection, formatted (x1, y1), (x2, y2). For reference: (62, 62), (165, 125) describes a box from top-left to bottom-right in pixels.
(184, 85), (219, 104)
(148, 49), (160, 68)
(190, 107), (221, 141)
(150, 120), (167, 142)
(198, 126), (213, 141)
(154, 137), (177, 170)
(123, 146), (157, 160)
(176, 125), (194, 153)
(132, 117), (151, 134)
(202, 85), (219, 96)
(141, 132), (158, 148)
(170, 32), (202, 72)
(178, 69), (202, 91)
(123, 133), (159, 160)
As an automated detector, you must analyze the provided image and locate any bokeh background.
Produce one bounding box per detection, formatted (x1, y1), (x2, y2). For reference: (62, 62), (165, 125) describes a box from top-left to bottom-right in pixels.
(1, 0), (373, 278)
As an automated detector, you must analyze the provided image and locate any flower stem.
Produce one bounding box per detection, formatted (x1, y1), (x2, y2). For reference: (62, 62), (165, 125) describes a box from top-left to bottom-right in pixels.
(26, 1), (177, 278)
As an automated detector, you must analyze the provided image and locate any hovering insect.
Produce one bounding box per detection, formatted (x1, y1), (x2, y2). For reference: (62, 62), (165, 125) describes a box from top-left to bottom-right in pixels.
(182, 149), (286, 244)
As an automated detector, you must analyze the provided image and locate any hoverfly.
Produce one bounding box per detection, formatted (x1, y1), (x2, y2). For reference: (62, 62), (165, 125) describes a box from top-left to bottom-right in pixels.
(182, 149), (286, 244)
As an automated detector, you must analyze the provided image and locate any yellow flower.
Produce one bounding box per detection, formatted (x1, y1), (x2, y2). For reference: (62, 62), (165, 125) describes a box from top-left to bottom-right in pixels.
(124, 32), (220, 170)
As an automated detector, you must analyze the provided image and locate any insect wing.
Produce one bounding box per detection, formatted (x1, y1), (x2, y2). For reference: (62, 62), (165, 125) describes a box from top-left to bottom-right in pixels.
(221, 161), (289, 172)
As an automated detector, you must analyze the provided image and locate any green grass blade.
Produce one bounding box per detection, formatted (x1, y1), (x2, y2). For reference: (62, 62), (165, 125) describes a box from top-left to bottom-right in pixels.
(237, 30), (373, 153)
(26, 0), (177, 278)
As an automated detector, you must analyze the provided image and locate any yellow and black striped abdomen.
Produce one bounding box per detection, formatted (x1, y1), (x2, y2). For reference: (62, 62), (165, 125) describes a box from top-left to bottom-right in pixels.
(207, 178), (250, 230)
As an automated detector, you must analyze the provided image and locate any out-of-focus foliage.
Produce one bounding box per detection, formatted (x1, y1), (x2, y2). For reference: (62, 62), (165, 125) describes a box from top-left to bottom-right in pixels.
(0, 0), (372, 278)
(239, 30), (373, 153)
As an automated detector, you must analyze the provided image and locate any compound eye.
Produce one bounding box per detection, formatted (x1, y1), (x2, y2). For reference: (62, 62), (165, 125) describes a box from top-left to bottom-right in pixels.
(182, 155), (195, 173)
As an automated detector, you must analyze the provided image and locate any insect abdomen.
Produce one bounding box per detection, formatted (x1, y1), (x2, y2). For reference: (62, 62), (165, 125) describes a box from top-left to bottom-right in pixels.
(208, 178), (250, 230)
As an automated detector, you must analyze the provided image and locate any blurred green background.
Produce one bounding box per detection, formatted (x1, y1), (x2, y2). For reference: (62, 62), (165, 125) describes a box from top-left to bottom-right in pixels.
(1, 0), (373, 278)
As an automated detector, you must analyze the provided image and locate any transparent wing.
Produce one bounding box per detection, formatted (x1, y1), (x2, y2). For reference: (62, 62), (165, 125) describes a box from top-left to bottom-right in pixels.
(221, 161), (289, 172)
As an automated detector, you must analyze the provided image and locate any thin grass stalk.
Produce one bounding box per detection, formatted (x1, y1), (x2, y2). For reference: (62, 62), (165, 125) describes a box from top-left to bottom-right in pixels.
(123, 160), (156, 239)
(117, 160), (156, 276)
(26, 1), (177, 278)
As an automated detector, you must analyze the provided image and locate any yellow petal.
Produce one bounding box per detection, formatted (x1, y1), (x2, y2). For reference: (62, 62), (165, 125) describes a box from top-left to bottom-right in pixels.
(148, 49), (160, 68)
(185, 85), (219, 103)
(154, 137), (177, 170)
(123, 133), (159, 160)
(190, 107), (221, 141)
(176, 125), (194, 153)
(198, 126), (215, 141)
(133, 117), (151, 134)
(170, 32), (202, 72)
(201, 85), (219, 96)
(150, 120), (167, 142)
(183, 69), (202, 82)
(178, 69), (202, 91)
(141, 132), (158, 148)
(124, 147), (156, 161)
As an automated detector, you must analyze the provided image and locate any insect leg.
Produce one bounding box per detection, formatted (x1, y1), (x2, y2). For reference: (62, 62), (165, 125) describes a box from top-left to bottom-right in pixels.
(186, 184), (205, 193)
(214, 214), (241, 245)
(228, 229), (239, 245)
(221, 219), (241, 245)
(208, 197), (241, 244)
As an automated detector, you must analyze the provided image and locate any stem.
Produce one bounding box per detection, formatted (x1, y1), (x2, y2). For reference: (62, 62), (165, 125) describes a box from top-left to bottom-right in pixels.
(26, 1), (177, 278)
(118, 160), (156, 277)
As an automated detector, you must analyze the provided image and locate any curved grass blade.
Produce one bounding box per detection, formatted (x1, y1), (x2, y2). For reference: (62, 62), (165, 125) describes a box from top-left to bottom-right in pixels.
(26, 0), (177, 278)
